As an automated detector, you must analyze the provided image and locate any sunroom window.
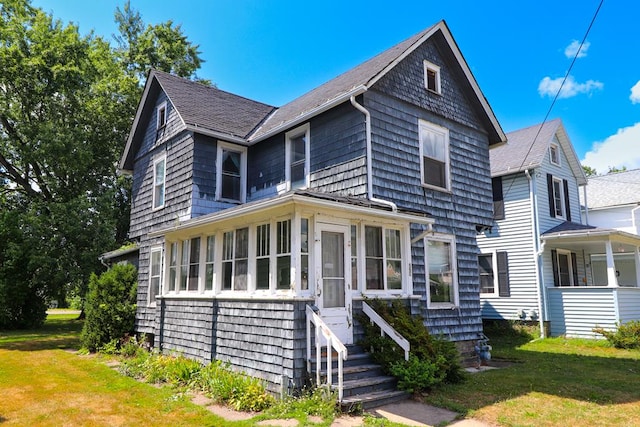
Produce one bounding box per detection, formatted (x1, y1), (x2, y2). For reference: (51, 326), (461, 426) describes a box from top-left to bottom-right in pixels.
(256, 223), (270, 290)
(222, 228), (248, 291)
(276, 219), (292, 290)
(149, 247), (162, 304)
(364, 225), (402, 291)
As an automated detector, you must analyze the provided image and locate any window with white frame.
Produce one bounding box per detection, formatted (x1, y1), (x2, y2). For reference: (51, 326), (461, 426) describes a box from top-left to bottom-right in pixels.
(423, 60), (441, 94)
(217, 142), (247, 203)
(177, 238), (200, 291)
(167, 242), (178, 292)
(364, 225), (403, 291)
(276, 219), (292, 290)
(256, 223), (270, 290)
(425, 234), (458, 307)
(552, 177), (565, 219)
(419, 120), (450, 191)
(301, 218), (309, 291)
(479, 252), (510, 296)
(222, 228), (248, 291)
(351, 225), (358, 291)
(551, 249), (577, 287)
(549, 143), (560, 166)
(157, 102), (167, 129)
(149, 247), (162, 304)
(152, 156), (166, 209)
(285, 124), (310, 191)
(204, 236), (215, 291)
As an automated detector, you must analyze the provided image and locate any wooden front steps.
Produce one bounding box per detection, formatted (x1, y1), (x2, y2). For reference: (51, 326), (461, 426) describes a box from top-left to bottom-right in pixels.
(313, 345), (409, 411)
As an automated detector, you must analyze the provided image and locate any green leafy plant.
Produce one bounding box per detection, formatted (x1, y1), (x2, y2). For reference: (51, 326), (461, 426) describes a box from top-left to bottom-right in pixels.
(357, 298), (464, 392)
(80, 263), (137, 352)
(594, 321), (640, 349)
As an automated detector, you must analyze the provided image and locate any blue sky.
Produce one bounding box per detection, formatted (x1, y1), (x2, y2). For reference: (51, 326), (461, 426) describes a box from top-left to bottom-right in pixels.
(33, 0), (640, 173)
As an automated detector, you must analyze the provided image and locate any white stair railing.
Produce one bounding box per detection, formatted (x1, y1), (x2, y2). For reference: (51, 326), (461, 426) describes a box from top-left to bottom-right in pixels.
(362, 301), (410, 361)
(306, 305), (348, 401)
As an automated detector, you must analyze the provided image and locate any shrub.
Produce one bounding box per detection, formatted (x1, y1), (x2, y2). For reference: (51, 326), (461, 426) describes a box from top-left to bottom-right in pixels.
(357, 299), (464, 392)
(80, 263), (137, 352)
(594, 321), (640, 349)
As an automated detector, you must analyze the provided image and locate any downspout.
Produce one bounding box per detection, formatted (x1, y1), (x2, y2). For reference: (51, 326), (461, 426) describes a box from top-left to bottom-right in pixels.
(582, 185), (590, 225)
(350, 95), (397, 212)
(525, 169), (546, 338)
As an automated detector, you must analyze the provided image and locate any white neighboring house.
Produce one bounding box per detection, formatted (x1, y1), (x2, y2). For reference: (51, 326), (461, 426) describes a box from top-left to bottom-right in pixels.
(478, 119), (640, 338)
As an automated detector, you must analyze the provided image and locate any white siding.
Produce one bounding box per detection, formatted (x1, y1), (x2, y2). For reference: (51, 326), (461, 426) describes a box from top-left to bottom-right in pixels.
(617, 288), (640, 324)
(548, 287), (617, 338)
(587, 206), (637, 234)
(478, 173), (538, 320)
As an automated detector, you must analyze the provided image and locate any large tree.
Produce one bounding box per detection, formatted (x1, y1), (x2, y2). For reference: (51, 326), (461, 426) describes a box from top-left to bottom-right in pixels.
(0, 0), (204, 328)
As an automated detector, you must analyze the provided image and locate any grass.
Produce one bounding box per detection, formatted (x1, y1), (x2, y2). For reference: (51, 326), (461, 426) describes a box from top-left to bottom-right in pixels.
(422, 322), (640, 426)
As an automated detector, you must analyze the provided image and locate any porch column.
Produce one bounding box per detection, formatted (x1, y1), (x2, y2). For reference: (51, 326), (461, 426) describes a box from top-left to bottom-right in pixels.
(635, 246), (640, 288)
(605, 240), (619, 287)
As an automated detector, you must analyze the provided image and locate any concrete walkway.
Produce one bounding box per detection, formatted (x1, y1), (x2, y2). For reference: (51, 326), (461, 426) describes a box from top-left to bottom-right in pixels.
(372, 400), (491, 426)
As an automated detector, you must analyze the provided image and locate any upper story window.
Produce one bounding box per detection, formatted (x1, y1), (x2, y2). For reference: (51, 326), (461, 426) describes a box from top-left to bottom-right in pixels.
(285, 124), (310, 191)
(419, 120), (450, 191)
(425, 234), (458, 308)
(157, 102), (167, 129)
(547, 174), (572, 221)
(363, 225), (403, 291)
(152, 156), (166, 210)
(423, 60), (441, 94)
(549, 143), (561, 166)
(217, 142), (247, 203)
(492, 177), (505, 220)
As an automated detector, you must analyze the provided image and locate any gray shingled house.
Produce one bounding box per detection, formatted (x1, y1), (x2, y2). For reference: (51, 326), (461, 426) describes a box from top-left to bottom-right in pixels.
(477, 119), (640, 338)
(119, 20), (505, 405)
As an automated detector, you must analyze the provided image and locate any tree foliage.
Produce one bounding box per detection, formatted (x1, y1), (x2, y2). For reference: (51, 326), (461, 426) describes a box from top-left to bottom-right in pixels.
(0, 0), (205, 328)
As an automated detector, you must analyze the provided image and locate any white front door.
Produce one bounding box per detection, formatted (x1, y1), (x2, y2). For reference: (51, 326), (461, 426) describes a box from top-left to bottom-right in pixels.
(315, 223), (353, 344)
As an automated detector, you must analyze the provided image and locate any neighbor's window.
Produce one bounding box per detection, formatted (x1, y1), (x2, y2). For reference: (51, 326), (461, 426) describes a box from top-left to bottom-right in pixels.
(552, 177), (565, 219)
(547, 174), (572, 221)
(419, 120), (450, 191)
(152, 156), (166, 209)
(364, 225), (403, 291)
(222, 228), (248, 291)
(551, 249), (577, 287)
(426, 235), (458, 307)
(423, 60), (441, 94)
(549, 143), (560, 166)
(285, 124), (310, 191)
(217, 142), (247, 203)
(149, 247), (162, 304)
(479, 252), (510, 296)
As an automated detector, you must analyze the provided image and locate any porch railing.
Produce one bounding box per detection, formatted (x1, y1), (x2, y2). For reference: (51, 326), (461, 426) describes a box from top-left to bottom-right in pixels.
(362, 301), (410, 361)
(306, 305), (348, 401)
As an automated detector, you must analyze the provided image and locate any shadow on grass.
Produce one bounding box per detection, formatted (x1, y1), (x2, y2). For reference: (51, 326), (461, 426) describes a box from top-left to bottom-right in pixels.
(0, 317), (82, 352)
(424, 320), (640, 413)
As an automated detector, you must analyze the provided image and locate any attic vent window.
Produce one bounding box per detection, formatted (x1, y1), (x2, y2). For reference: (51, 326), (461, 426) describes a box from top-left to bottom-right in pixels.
(423, 60), (441, 94)
(549, 143), (560, 166)
(157, 102), (167, 129)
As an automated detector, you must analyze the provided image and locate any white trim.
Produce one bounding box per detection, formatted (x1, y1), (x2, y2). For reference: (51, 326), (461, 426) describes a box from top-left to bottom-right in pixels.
(216, 141), (247, 203)
(479, 251), (499, 297)
(423, 60), (441, 94)
(418, 119), (451, 192)
(285, 123), (311, 192)
(554, 249), (575, 287)
(152, 155), (166, 210)
(425, 233), (459, 308)
(552, 176), (566, 220)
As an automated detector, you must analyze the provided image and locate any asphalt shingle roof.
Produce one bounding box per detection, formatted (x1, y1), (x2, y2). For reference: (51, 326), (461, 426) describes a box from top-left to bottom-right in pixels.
(154, 70), (276, 139)
(490, 119), (561, 177)
(583, 168), (640, 209)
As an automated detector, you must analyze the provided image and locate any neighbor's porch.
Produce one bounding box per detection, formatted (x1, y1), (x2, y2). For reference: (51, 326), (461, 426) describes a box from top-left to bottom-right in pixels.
(541, 227), (640, 338)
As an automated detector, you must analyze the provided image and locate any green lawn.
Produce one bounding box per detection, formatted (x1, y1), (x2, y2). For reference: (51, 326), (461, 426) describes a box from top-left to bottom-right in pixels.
(423, 323), (640, 426)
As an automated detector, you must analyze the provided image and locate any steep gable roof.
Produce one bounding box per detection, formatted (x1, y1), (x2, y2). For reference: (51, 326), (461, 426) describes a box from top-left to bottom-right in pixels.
(250, 20), (505, 144)
(582, 168), (640, 209)
(491, 118), (587, 185)
(119, 70), (275, 171)
(121, 20), (506, 172)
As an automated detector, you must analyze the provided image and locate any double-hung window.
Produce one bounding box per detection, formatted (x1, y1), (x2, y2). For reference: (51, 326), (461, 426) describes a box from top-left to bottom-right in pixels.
(285, 124), (310, 191)
(149, 247), (162, 304)
(419, 120), (450, 191)
(479, 252), (510, 297)
(178, 238), (200, 291)
(168, 242), (178, 292)
(547, 174), (572, 221)
(256, 223), (270, 290)
(204, 236), (215, 292)
(364, 225), (403, 291)
(222, 228), (248, 291)
(152, 156), (166, 209)
(551, 249), (577, 287)
(423, 60), (441, 94)
(425, 234), (458, 307)
(217, 142), (247, 203)
(276, 219), (292, 290)
(549, 143), (561, 166)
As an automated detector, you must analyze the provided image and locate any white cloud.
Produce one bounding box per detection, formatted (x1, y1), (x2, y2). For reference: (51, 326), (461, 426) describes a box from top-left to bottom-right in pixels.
(630, 81), (640, 104)
(564, 40), (590, 59)
(538, 76), (603, 99)
(581, 123), (640, 172)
